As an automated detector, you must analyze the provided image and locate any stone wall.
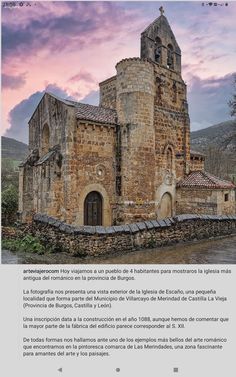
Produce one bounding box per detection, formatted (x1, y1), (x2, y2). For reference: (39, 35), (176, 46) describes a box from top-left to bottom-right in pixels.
(176, 188), (236, 216)
(116, 58), (156, 222)
(153, 65), (190, 182)
(99, 76), (117, 110)
(19, 93), (75, 222)
(140, 14), (181, 73)
(152, 60), (190, 219)
(27, 213), (236, 257)
(217, 189), (236, 215)
(28, 93), (72, 155)
(190, 156), (205, 172)
(67, 121), (117, 226)
(176, 189), (218, 215)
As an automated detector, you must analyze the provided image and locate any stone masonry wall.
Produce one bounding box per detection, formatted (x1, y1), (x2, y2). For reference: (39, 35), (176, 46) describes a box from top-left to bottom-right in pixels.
(190, 157), (205, 172)
(66, 121), (117, 225)
(21, 94), (75, 223)
(176, 188), (236, 216)
(141, 15), (181, 74)
(153, 63), (190, 187)
(116, 58), (156, 222)
(217, 190), (236, 215)
(99, 76), (117, 110)
(28, 93), (71, 155)
(27, 213), (236, 257)
(176, 189), (218, 215)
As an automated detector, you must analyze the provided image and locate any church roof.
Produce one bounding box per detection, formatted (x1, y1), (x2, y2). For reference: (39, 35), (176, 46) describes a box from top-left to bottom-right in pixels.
(70, 102), (117, 125)
(177, 171), (235, 190)
(46, 92), (117, 126)
(35, 150), (56, 165)
(190, 150), (206, 158)
(142, 14), (165, 34)
(141, 14), (181, 54)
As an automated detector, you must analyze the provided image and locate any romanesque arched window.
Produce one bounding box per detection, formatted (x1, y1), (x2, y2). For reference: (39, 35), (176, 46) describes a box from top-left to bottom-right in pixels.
(166, 147), (173, 173)
(155, 37), (162, 63)
(167, 44), (174, 69)
(42, 124), (50, 154)
(172, 82), (177, 103)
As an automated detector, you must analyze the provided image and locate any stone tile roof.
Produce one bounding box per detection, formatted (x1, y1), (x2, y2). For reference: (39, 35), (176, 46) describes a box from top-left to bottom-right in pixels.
(72, 102), (117, 125)
(35, 150), (56, 165)
(190, 149), (206, 157)
(76, 103), (117, 124)
(177, 171), (236, 189)
(47, 92), (118, 125)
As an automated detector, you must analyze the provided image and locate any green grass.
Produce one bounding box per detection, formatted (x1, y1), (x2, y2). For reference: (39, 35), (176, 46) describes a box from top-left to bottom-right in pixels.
(2, 235), (46, 255)
(1, 158), (21, 170)
(12, 160), (21, 169)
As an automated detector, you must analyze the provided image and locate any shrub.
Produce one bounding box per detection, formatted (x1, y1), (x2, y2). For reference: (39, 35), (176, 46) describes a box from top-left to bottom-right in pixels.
(2, 185), (18, 225)
(2, 235), (45, 254)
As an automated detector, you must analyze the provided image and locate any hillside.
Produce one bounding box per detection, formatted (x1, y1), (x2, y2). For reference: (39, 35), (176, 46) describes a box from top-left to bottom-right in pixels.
(1, 136), (28, 161)
(191, 120), (236, 181)
(191, 120), (236, 152)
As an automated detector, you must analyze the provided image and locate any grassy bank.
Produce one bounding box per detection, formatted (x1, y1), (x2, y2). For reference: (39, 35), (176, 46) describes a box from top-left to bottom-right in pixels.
(2, 235), (46, 255)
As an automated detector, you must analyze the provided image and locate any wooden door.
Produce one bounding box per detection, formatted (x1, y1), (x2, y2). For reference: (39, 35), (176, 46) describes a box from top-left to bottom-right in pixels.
(84, 191), (102, 226)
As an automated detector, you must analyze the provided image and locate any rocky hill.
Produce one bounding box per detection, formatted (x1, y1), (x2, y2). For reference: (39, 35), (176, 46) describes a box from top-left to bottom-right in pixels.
(191, 120), (236, 181)
(191, 120), (236, 153)
(1, 136), (28, 161)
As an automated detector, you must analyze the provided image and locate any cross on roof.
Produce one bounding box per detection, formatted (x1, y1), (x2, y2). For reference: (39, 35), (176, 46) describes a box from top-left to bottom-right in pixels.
(159, 6), (164, 16)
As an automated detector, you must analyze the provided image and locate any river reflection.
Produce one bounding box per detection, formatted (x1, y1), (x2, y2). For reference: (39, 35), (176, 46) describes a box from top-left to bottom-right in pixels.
(1, 236), (236, 264)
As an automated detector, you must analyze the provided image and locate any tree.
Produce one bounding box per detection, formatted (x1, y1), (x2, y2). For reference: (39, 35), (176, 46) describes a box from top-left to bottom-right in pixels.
(229, 75), (236, 117)
(2, 158), (14, 172)
(1, 158), (19, 191)
(204, 145), (235, 181)
(2, 185), (18, 225)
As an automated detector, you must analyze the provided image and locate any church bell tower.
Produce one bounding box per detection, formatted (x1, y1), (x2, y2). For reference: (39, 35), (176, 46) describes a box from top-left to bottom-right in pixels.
(141, 6), (182, 74)
(115, 7), (191, 222)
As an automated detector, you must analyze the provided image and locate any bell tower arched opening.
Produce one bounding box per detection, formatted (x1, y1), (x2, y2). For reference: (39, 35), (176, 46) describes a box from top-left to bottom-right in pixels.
(167, 44), (174, 69)
(155, 37), (162, 64)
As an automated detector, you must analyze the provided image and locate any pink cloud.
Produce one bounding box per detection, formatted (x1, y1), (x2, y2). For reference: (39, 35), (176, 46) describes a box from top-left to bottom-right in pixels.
(2, 72), (27, 89)
(68, 70), (95, 84)
(2, 1), (145, 135)
(2, 1), (236, 140)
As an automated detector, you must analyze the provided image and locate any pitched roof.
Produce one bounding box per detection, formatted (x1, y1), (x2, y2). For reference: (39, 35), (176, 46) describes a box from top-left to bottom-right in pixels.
(141, 14), (181, 54)
(190, 149), (206, 158)
(177, 171), (235, 190)
(35, 150), (56, 165)
(47, 92), (117, 125)
(69, 102), (117, 125)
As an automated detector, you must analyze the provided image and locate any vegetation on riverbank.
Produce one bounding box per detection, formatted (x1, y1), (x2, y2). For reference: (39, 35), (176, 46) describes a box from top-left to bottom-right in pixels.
(2, 158), (19, 225)
(2, 235), (46, 255)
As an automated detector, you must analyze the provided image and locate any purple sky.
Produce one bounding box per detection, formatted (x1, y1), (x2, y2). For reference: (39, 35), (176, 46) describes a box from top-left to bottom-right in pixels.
(2, 1), (236, 143)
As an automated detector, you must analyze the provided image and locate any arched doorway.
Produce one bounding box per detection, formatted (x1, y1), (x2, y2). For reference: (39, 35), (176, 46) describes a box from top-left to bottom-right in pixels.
(84, 191), (103, 226)
(159, 192), (172, 219)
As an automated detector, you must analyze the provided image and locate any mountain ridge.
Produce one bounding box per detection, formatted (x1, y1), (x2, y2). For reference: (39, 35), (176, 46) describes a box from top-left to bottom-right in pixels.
(1, 136), (28, 160)
(191, 120), (236, 152)
(2, 119), (236, 163)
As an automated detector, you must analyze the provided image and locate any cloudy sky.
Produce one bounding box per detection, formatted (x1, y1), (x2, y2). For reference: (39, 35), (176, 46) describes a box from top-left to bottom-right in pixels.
(2, 1), (236, 143)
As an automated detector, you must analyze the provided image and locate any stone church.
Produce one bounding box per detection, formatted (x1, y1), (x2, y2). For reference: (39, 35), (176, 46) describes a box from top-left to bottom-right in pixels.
(19, 8), (235, 226)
